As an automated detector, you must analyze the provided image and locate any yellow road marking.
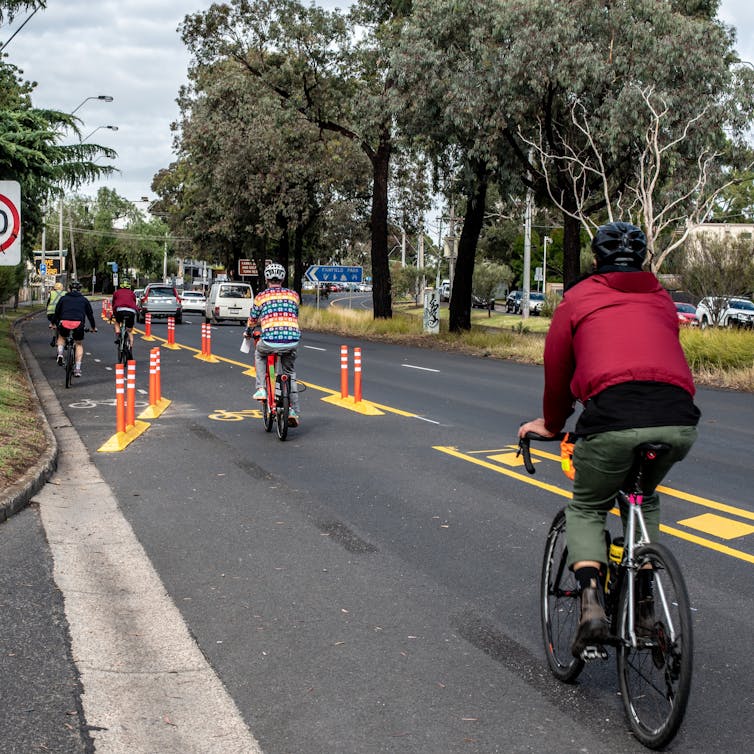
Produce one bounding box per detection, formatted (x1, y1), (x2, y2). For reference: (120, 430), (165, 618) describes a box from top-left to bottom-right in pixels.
(676, 513), (754, 540)
(434, 445), (754, 564)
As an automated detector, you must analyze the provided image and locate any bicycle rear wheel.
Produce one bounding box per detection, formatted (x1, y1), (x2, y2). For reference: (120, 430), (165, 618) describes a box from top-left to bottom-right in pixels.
(275, 375), (289, 441)
(65, 345), (74, 388)
(541, 508), (584, 682)
(616, 543), (693, 749)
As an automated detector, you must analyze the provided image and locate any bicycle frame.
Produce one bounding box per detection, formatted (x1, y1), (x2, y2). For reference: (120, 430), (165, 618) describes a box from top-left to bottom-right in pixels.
(620, 485), (677, 650)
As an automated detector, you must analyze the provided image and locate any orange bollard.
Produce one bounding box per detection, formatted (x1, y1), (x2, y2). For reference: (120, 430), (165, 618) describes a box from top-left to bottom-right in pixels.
(144, 312), (152, 338)
(353, 347), (362, 403)
(115, 363), (126, 434)
(340, 345), (349, 398)
(126, 359), (136, 428)
(155, 347), (162, 402)
(149, 348), (157, 406)
(167, 316), (175, 346)
(205, 322), (212, 358)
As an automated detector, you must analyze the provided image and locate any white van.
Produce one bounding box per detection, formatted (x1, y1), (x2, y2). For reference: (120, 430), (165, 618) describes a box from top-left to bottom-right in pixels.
(204, 282), (254, 325)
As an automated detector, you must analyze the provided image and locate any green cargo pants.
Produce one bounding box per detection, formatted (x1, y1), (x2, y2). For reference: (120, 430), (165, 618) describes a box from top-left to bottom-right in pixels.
(566, 426), (698, 569)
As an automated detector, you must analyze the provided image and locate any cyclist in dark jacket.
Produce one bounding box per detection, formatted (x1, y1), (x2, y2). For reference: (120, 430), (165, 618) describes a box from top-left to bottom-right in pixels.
(53, 280), (97, 377)
(519, 222), (699, 657)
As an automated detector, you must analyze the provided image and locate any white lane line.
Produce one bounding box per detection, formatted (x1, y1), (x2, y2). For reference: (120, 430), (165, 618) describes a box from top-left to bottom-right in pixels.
(402, 363), (440, 373)
(304, 345), (327, 351)
(413, 415), (441, 425)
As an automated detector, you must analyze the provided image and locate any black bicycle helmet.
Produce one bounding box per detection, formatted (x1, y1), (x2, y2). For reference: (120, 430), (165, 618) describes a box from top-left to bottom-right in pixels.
(69, 279), (82, 291)
(591, 221), (647, 269)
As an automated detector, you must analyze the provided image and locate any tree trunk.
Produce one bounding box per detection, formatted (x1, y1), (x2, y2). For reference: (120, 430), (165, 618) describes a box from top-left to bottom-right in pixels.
(369, 132), (392, 319)
(293, 225), (304, 296)
(561, 211), (583, 287)
(449, 163), (488, 333)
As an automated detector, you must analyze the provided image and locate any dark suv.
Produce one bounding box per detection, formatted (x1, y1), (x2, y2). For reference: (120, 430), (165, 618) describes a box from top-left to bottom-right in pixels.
(137, 283), (182, 324)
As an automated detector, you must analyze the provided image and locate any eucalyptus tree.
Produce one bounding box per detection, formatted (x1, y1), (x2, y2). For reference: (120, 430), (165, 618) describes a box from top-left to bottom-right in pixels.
(180, 0), (413, 319)
(487, 0), (752, 281)
(392, 0), (526, 331)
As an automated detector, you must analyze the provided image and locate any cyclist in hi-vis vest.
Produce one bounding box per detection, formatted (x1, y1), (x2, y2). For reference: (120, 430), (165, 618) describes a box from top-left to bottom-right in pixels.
(518, 221), (700, 658)
(46, 282), (65, 347)
(244, 263), (301, 426)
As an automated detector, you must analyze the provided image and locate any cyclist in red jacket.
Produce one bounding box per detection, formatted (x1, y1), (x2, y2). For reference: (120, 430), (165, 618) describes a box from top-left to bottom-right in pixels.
(111, 280), (138, 350)
(519, 221), (699, 657)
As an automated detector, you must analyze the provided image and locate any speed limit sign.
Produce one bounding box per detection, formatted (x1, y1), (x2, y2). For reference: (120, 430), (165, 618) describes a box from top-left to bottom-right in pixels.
(0, 181), (21, 265)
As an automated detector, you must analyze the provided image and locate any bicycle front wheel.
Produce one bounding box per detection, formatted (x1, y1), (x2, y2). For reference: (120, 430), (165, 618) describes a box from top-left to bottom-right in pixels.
(616, 543), (693, 749)
(275, 376), (289, 441)
(541, 508), (584, 682)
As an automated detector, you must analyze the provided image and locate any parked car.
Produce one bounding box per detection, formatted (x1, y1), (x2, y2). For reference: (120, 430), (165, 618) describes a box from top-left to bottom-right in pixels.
(472, 294), (493, 309)
(179, 290), (207, 314)
(675, 302), (699, 326)
(528, 291), (546, 315)
(696, 296), (754, 329)
(137, 283), (182, 324)
(505, 290), (522, 313)
(440, 279), (451, 302)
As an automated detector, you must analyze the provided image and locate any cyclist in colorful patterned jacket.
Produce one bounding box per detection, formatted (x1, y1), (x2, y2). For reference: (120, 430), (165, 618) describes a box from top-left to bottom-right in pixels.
(518, 222), (699, 658)
(245, 263), (301, 425)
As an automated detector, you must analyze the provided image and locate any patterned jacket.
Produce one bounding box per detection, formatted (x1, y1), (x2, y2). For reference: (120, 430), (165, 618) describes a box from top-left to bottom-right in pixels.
(248, 285), (300, 347)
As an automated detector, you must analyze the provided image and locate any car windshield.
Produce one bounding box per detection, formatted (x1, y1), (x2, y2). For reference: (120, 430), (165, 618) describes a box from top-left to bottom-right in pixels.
(676, 303), (696, 313)
(731, 299), (754, 311)
(530, 292), (544, 300)
(183, 292), (204, 299)
(220, 285), (251, 298)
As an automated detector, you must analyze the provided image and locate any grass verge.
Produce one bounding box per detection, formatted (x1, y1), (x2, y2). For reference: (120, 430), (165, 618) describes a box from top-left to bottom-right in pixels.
(0, 308), (48, 492)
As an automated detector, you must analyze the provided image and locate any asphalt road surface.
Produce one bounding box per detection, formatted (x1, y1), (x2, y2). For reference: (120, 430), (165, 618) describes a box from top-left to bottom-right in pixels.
(4, 309), (753, 753)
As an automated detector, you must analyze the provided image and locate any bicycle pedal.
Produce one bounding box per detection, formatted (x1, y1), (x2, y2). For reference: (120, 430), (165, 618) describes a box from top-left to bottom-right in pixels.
(580, 644), (608, 661)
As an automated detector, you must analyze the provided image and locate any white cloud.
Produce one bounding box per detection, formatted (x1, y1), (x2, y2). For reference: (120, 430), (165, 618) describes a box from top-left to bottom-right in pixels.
(2, 0), (751, 205)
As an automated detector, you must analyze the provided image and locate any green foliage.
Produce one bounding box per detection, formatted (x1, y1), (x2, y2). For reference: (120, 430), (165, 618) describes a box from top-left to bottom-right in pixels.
(472, 260), (511, 302)
(681, 236), (754, 301)
(0, 262), (25, 304)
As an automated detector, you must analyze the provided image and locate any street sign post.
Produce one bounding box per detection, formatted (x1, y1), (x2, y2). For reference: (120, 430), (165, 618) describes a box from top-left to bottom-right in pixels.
(305, 265), (363, 284)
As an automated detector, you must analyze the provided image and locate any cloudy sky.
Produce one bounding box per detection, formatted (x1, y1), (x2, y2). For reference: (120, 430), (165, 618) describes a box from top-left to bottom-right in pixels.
(2, 0), (753, 207)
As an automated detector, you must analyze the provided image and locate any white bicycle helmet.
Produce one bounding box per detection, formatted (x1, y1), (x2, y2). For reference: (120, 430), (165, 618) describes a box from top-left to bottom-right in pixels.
(264, 263), (286, 282)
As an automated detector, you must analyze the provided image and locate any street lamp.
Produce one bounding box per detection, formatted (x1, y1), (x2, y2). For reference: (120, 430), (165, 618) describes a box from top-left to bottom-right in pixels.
(70, 95), (114, 115)
(82, 124), (118, 142)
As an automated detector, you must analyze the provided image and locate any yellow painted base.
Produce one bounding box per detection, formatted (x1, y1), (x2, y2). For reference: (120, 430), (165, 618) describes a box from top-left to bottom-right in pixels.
(194, 353), (220, 362)
(163, 342), (181, 350)
(97, 420), (151, 452)
(138, 397), (172, 419)
(322, 394), (384, 415)
(141, 335), (157, 341)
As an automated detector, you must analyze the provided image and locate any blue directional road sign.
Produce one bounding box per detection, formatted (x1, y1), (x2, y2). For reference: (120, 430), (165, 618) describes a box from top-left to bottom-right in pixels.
(305, 265), (363, 284)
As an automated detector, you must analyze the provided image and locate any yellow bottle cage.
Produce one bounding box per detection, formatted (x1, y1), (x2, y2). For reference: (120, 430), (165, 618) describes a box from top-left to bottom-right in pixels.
(560, 432), (576, 480)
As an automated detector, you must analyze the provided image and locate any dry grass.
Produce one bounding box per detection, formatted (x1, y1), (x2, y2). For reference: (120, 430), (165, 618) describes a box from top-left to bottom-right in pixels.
(301, 304), (754, 391)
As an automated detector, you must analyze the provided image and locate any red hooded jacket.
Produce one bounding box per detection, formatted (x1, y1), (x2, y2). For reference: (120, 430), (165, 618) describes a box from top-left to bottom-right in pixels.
(542, 271), (695, 433)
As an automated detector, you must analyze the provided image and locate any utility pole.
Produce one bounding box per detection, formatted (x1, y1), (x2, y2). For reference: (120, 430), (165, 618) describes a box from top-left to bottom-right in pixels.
(522, 149), (533, 320)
